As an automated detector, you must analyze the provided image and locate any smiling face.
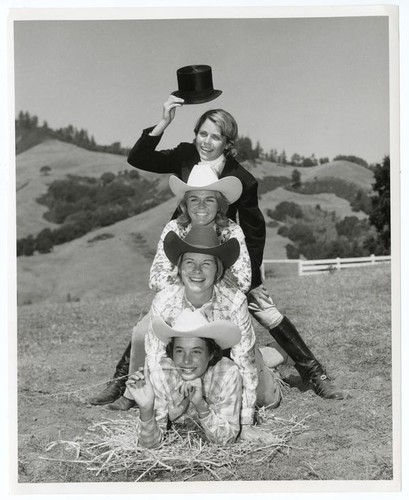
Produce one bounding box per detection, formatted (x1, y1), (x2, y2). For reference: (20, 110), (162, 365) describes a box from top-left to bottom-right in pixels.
(195, 118), (228, 161)
(180, 252), (218, 302)
(186, 190), (219, 226)
(172, 337), (213, 381)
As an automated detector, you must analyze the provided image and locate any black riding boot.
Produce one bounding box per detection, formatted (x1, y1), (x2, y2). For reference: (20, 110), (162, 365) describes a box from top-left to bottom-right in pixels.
(89, 341), (131, 405)
(269, 317), (345, 400)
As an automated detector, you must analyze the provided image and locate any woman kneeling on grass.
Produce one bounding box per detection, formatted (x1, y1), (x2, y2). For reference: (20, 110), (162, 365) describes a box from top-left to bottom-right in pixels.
(126, 309), (243, 448)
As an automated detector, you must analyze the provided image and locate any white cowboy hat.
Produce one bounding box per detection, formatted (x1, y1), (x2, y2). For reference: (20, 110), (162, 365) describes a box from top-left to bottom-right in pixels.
(169, 164), (242, 204)
(152, 309), (241, 350)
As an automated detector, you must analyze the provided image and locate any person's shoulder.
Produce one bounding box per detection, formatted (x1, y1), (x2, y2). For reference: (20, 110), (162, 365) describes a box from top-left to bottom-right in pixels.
(165, 219), (180, 232)
(225, 219), (244, 235)
(153, 283), (183, 301)
(175, 141), (196, 154)
(226, 157), (258, 184)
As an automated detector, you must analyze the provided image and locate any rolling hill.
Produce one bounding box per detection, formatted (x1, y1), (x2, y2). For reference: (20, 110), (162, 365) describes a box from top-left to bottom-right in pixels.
(16, 139), (171, 239)
(15, 137), (375, 305)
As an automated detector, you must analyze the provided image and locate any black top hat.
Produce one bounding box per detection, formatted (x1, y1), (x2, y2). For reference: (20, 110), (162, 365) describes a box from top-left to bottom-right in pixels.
(172, 65), (222, 105)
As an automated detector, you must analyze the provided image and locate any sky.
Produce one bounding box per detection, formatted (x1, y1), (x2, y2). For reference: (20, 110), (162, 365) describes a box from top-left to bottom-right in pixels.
(13, 14), (390, 165)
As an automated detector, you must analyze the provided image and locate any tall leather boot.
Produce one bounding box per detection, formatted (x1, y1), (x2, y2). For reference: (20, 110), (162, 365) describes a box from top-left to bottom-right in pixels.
(269, 317), (346, 400)
(89, 341), (131, 405)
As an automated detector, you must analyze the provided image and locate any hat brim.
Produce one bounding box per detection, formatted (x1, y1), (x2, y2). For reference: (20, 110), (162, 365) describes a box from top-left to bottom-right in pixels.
(169, 175), (242, 204)
(164, 231), (240, 269)
(171, 90), (222, 105)
(152, 316), (241, 350)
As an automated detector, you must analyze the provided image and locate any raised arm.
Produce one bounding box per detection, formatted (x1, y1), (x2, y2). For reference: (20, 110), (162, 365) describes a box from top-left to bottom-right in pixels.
(127, 96), (185, 174)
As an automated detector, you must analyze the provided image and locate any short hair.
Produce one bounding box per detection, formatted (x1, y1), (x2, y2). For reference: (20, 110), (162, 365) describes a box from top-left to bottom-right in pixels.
(193, 109), (238, 158)
(177, 252), (224, 284)
(176, 191), (230, 229)
(165, 336), (223, 367)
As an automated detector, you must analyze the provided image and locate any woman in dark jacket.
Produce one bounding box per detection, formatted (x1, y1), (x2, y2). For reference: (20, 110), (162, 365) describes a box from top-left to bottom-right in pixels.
(89, 96), (346, 406)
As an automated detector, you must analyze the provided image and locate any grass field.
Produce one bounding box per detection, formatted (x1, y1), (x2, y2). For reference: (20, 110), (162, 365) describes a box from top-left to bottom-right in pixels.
(16, 264), (394, 485)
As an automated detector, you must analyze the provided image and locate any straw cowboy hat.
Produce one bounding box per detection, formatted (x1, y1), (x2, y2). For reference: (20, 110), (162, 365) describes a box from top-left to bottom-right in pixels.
(152, 309), (241, 350)
(169, 164), (242, 204)
(171, 65), (222, 105)
(163, 225), (240, 269)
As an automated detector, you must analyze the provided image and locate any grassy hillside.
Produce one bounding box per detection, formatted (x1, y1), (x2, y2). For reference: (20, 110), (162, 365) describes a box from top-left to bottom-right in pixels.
(17, 198), (178, 306)
(246, 158), (374, 190)
(16, 139), (171, 239)
(16, 139), (376, 304)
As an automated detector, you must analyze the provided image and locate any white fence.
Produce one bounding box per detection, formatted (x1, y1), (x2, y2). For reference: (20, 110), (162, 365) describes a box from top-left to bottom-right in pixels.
(261, 254), (391, 278)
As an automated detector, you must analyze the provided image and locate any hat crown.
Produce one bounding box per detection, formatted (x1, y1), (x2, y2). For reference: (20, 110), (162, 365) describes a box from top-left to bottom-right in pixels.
(173, 309), (208, 331)
(177, 65), (214, 93)
(183, 225), (220, 248)
(172, 64), (222, 105)
(186, 165), (219, 189)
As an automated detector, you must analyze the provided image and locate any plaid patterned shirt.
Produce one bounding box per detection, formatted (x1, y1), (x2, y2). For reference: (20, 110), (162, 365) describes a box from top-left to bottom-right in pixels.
(145, 283), (257, 425)
(138, 357), (242, 448)
(149, 219), (252, 294)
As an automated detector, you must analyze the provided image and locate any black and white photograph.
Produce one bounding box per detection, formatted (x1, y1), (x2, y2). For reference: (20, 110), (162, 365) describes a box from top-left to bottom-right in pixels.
(3, 1), (405, 497)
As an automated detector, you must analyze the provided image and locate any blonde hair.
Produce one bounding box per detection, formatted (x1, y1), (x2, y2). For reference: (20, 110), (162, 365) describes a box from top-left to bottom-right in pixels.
(176, 191), (230, 229)
(194, 109), (238, 158)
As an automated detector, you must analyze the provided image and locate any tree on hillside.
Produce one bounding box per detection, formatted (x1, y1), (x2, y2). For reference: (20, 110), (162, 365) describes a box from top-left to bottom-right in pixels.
(290, 153), (302, 166)
(291, 169), (301, 189)
(236, 136), (255, 162)
(40, 165), (52, 176)
(333, 154), (369, 168)
(368, 155), (390, 254)
(277, 150), (287, 165)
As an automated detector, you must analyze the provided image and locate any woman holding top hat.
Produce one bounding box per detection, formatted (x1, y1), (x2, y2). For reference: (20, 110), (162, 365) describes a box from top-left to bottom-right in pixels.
(90, 65), (345, 406)
(126, 308), (244, 448)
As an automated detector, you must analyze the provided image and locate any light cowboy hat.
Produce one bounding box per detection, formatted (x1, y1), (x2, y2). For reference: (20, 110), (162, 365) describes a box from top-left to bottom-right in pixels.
(152, 309), (241, 350)
(163, 225), (240, 269)
(171, 65), (222, 105)
(169, 164), (243, 204)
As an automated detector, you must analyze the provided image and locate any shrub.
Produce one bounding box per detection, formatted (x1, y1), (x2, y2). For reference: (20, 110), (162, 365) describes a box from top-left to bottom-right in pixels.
(288, 223), (315, 245)
(277, 225), (289, 237)
(286, 244), (300, 259)
(268, 201), (303, 221)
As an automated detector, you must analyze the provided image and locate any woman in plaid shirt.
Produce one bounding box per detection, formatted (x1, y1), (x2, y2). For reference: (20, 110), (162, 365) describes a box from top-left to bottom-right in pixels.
(126, 309), (243, 448)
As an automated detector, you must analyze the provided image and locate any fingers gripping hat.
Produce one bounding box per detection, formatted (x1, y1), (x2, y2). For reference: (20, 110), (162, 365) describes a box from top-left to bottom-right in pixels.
(152, 309), (241, 350)
(163, 225), (240, 269)
(171, 65), (222, 105)
(169, 165), (242, 204)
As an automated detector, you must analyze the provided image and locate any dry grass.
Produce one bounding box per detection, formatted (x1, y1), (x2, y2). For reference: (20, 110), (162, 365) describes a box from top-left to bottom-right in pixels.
(17, 264), (393, 483)
(40, 410), (310, 482)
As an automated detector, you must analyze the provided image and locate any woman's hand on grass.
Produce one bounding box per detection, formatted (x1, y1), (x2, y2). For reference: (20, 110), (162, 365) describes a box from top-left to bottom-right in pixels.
(240, 424), (277, 445)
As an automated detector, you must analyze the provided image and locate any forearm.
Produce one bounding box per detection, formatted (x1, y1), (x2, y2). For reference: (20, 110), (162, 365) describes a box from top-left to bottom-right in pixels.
(230, 310), (258, 424)
(199, 410), (240, 445)
(149, 119), (170, 137)
(137, 413), (163, 449)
